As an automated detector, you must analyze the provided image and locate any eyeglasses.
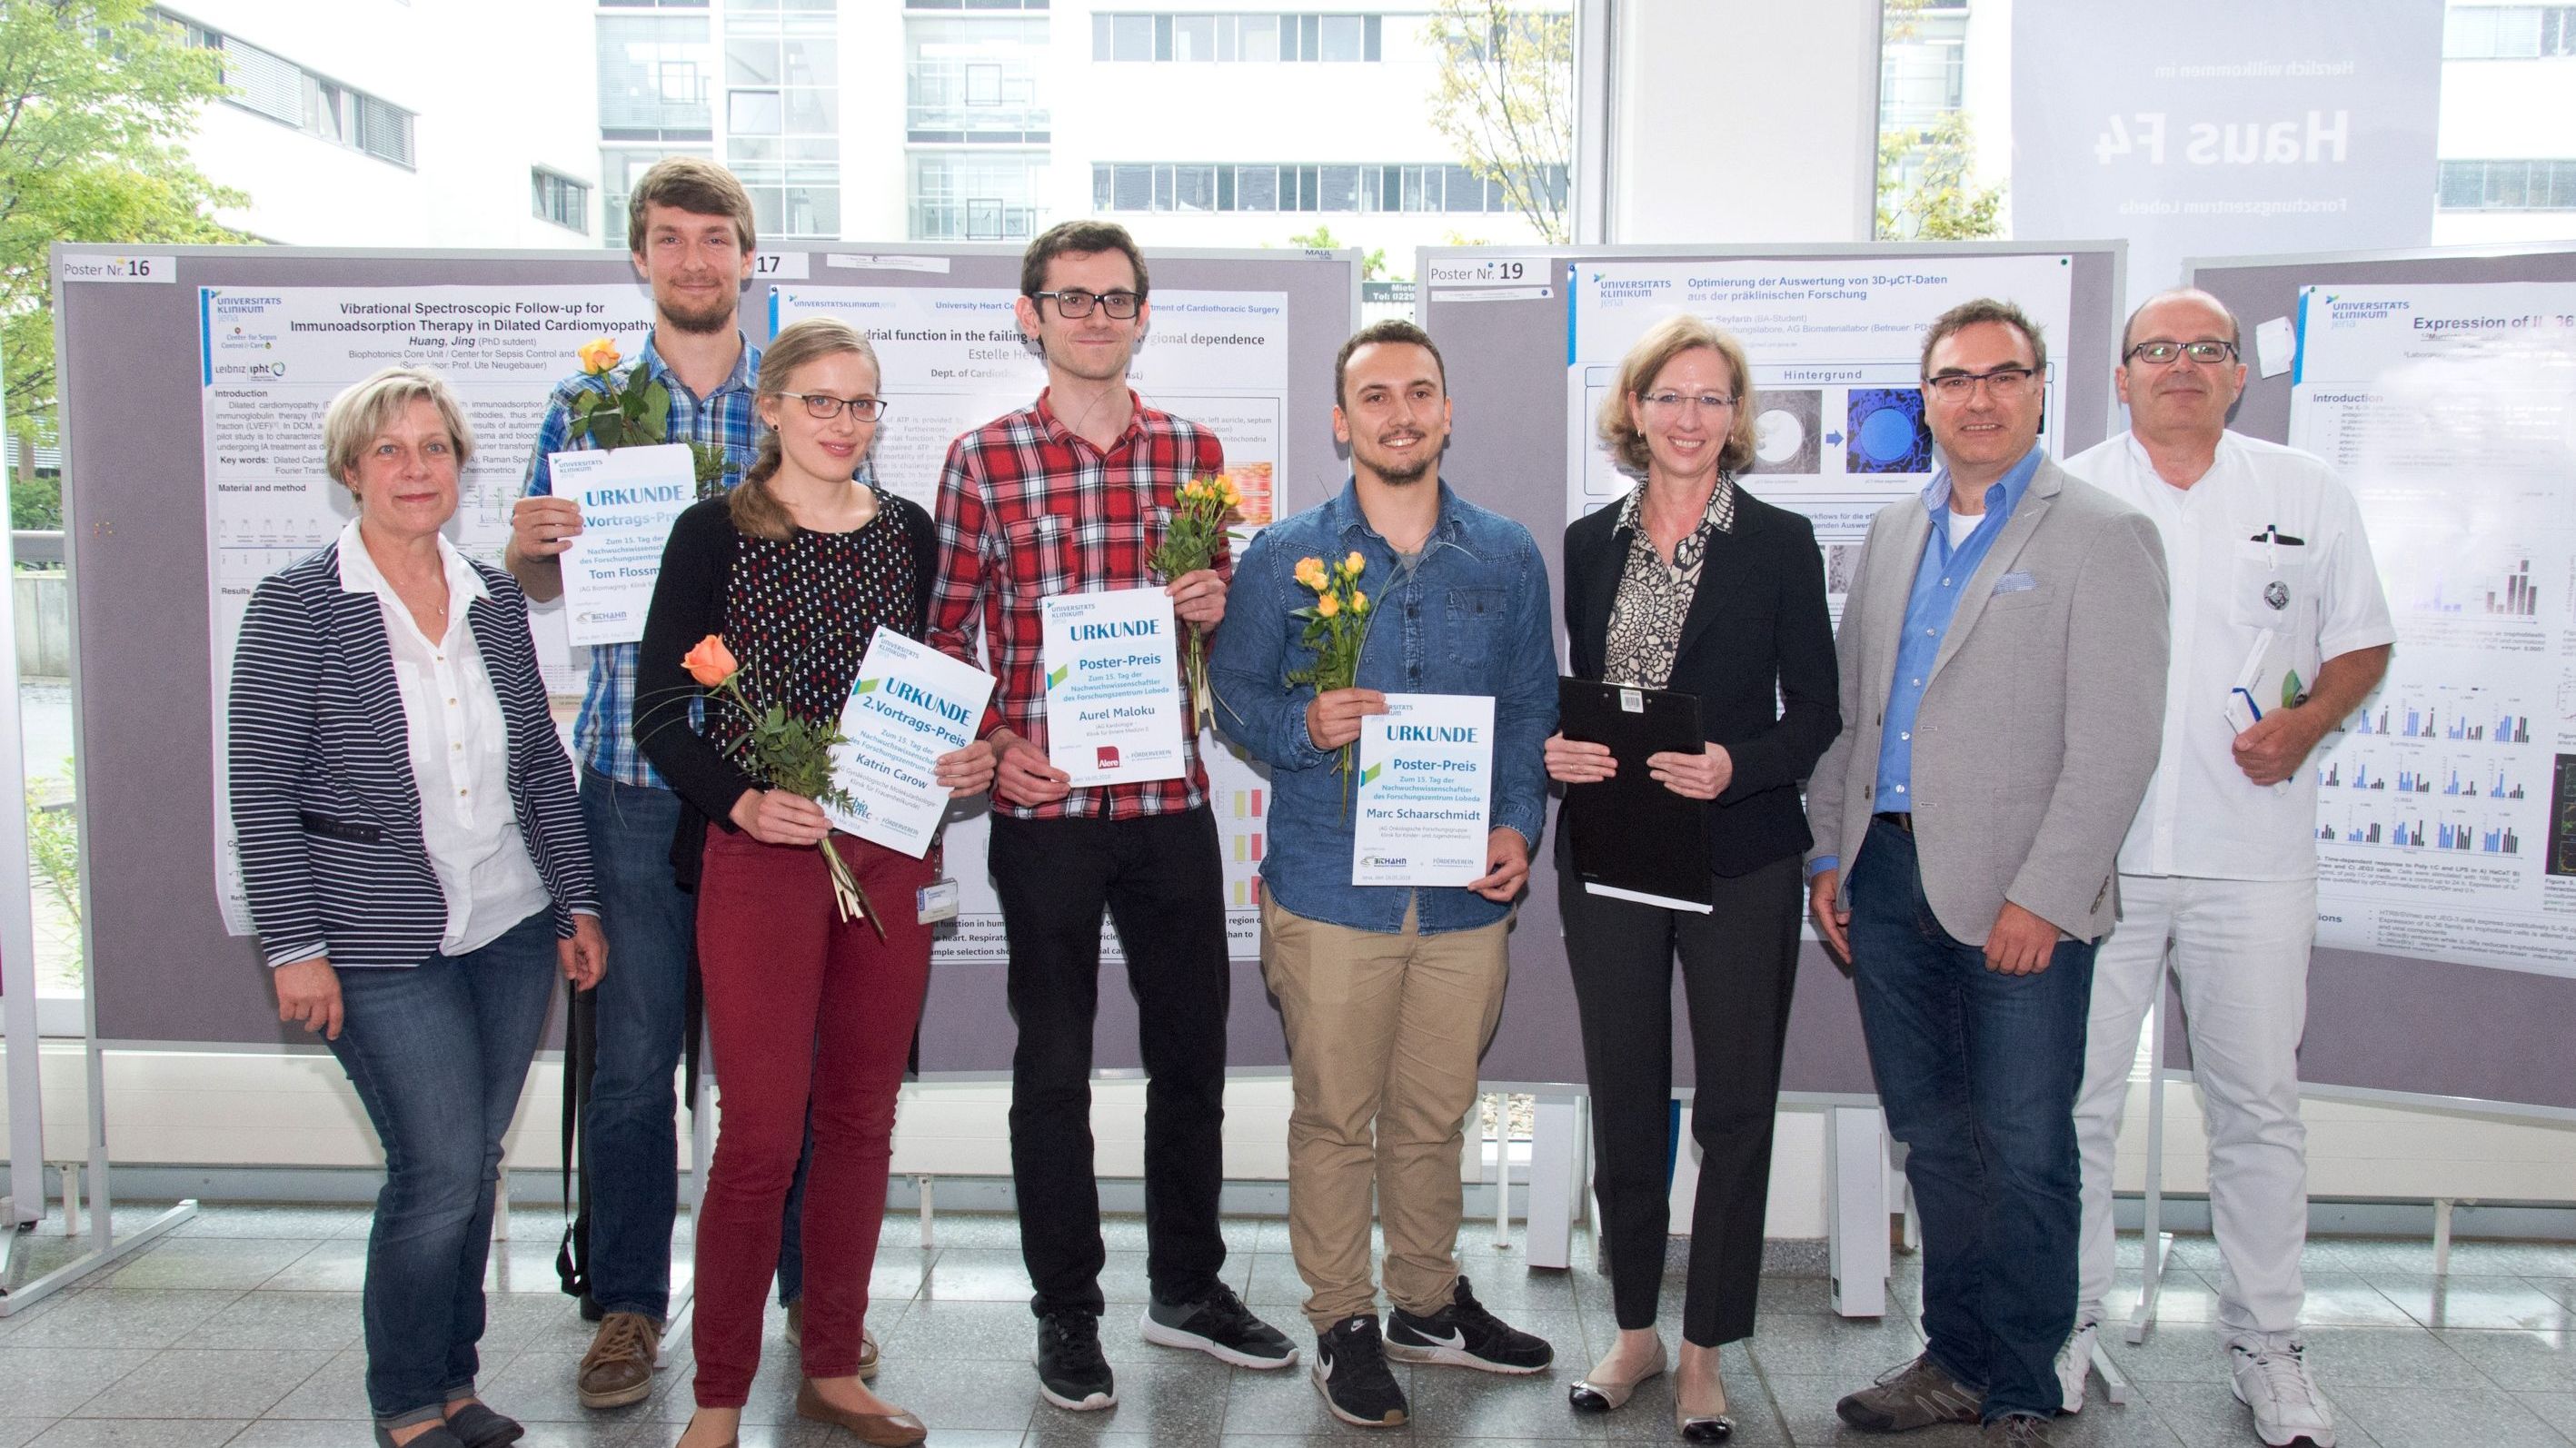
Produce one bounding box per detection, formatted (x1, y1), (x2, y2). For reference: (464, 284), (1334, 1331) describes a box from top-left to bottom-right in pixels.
(1639, 391), (1738, 413)
(1035, 289), (1143, 319)
(2124, 340), (2238, 365)
(1925, 365), (2038, 398)
(779, 392), (889, 422)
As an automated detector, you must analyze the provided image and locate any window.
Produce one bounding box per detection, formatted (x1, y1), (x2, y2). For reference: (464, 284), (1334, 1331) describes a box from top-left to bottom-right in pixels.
(910, 151), (1049, 240)
(1089, 160), (1566, 213)
(601, 144), (710, 241)
(1092, 12), (1384, 61)
(598, 13), (713, 133)
(2438, 159), (2576, 209)
(167, 15), (419, 166)
(532, 170), (592, 232)
(1879, 5), (1968, 129)
(2444, 6), (2576, 56)
(909, 15), (1049, 140)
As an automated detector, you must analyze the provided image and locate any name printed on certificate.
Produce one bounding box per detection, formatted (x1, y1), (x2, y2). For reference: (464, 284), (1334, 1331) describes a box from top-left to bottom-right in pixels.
(1040, 586), (1188, 788)
(1353, 693), (1496, 888)
(551, 442), (696, 647)
(825, 630), (996, 858)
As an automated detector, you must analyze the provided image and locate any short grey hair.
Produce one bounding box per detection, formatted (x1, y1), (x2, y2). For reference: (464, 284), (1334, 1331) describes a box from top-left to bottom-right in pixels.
(322, 365), (476, 487)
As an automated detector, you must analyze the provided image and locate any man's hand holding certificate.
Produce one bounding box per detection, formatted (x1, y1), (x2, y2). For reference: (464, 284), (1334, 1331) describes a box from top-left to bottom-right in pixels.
(1040, 586), (1188, 788)
(826, 631), (997, 858)
(550, 442), (695, 646)
(1353, 694), (1495, 887)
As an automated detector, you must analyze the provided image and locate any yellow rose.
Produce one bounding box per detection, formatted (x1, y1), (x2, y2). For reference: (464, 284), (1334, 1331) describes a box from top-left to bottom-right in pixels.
(1317, 592), (1340, 619)
(1343, 550), (1366, 577)
(1351, 590), (1369, 615)
(1295, 557), (1328, 591)
(577, 337), (622, 375)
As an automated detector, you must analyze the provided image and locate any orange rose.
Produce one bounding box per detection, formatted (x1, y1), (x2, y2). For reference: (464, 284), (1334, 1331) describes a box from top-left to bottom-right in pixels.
(1342, 550), (1366, 577)
(1295, 557), (1328, 591)
(683, 634), (738, 689)
(577, 337), (622, 375)
(1316, 593), (1340, 619)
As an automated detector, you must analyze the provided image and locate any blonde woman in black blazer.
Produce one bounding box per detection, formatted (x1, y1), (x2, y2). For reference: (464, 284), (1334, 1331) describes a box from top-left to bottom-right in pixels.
(1545, 315), (1839, 1443)
(228, 365), (604, 1448)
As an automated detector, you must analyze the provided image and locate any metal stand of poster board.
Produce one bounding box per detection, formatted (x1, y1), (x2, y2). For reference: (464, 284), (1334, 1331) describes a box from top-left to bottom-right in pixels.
(2104, 241), (2576, 1344)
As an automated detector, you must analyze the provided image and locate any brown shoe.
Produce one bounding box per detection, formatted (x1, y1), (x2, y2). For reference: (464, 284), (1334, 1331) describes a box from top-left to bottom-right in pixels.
(795, 1379), (926, 1446)
(1835, 1354), (1983, 1433)
(860, 1327), (880, 1381)
(577, 1311), (661, 1409)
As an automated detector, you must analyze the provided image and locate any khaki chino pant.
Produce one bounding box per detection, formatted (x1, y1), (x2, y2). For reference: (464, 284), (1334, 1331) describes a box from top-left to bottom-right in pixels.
(1259, 894), (1511, 1333)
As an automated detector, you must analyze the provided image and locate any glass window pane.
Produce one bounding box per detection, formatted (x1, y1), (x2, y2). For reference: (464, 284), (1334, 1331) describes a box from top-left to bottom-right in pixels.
(1238, 14), (1278, 61)
(782, 86), (837, 133)
(601, 15), (711, 130)
(1320, 15), (1363, 61)
(1154, 164), (1173, 210)
(730, 89), (782, 133)
(1217, 14), (1237, 59)
(1094, 163), (1111, 209)
(1093, 12), (1111, 60)
(780, 35), (837, 85)
(2499, 6), (2545, 55)
(1114, 164), (1153, 210)
(1173, 14), (1214, 60)
(782, 185), (838, 237)
(1175, 164), (1216, 210)
(2489, 161), (2530, 208)
(1236, 164), (1278, 211)
(1113, 14), (1152, 60)
(1367, 15), (1382, 59)
(2439, 162), (2479, 208)
(1155, 14), (1172, 60)
(1443, 164), (1483, 211)
(1319, 164), (1359, 210)
(1299, 14), (1320, 60)
(727, 36), (781, 84)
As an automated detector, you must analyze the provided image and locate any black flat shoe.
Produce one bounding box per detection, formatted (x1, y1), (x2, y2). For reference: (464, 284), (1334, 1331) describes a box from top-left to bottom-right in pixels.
(373, 1426), (467, 1448)
(1678, 1410), (1736, 1443)
(444, 1403), (524, 1448)
(1569, 1342), (1666, 1412)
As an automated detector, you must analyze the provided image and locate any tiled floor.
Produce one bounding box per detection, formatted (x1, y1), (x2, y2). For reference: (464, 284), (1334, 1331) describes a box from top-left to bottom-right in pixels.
(3, 1204), (2572, 1446)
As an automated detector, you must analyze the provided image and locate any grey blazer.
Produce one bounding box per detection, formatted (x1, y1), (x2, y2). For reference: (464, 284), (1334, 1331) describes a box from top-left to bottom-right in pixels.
(1805, 456), (2170, 945)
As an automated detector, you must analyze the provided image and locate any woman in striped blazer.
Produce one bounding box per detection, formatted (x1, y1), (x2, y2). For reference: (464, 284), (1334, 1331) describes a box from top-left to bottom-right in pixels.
(227, 365), (607, 1448)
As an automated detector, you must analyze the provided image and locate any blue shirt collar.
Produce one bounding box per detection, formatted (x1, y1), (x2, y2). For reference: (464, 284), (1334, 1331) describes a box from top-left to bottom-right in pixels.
(1921, 444), (2043, 526)
(638, 329), (758, 401)
(1328, 476), (1468, 553)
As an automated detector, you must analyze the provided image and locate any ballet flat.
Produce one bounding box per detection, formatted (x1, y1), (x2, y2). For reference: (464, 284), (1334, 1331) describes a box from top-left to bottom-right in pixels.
(1568, 1341), (1668, 1412)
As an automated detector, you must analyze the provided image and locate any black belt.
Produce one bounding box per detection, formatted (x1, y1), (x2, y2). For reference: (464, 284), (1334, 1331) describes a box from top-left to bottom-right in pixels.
(1873, 810), (1914, 834)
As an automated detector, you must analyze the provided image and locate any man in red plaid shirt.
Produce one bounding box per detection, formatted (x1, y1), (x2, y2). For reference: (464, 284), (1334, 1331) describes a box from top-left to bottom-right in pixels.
(928, 221), (1296, 1413)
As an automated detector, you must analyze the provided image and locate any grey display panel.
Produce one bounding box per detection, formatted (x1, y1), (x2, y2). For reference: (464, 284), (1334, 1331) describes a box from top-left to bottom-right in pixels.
(55, 243), (1357, 1071)
(2170, 244), (2576, 1116)
(1418, 243), (2129, 1096)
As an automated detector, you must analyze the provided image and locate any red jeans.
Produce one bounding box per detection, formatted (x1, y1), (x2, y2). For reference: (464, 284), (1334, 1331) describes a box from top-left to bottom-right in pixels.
(691, 828), (934, 1407)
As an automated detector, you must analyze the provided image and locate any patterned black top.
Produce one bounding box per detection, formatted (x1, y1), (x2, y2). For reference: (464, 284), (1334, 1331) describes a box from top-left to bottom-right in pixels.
(1603, 475), (1739, 689)
(708, 514), (919, 774)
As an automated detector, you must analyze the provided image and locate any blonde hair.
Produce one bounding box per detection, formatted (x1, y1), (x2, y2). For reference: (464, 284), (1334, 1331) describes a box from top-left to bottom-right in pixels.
(323, 366), (475, 487)
(733, 317), (883, 542)
(1596, 314), (1756, 475)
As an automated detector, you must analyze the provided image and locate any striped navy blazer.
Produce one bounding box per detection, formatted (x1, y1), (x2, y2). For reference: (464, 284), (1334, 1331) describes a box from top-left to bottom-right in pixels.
(227, 541), (599, 970)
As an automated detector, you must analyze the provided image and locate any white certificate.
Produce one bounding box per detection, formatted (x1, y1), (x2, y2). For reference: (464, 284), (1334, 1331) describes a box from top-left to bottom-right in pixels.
(1353, 693), (1496, 887)
(550, 442), (695, 646)
(823, 631), (996, 858)
(1039, 586), (1187, 788)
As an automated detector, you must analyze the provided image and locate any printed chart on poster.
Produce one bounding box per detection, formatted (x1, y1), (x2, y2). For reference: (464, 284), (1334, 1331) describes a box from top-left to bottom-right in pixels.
(771, 282), (1291, 963)
(199, 283), (658, 933)
(1562, 256), (2077, 624)
(2292, 281), (2576, 977)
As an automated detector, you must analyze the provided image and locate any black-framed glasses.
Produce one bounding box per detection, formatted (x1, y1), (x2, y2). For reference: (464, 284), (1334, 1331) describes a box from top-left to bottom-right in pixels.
(779, 392), (889, 422)
(2125, 339), (2238, 365)
(1925, 365), (2039, 398)
(1035, 288), (1143, 319)
(1639, 390), (1739, 413)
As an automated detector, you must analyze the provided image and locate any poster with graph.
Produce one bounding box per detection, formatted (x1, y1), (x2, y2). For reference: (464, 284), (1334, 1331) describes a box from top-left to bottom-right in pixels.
(2291, 281), (2576, 977)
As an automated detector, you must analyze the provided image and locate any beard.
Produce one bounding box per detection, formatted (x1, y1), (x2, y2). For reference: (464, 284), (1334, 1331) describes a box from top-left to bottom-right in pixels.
(1356, 433), (1437, 485)
(659, 287), (737, 336)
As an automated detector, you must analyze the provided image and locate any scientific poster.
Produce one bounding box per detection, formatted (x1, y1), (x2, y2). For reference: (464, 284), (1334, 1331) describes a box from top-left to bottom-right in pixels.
(1563, 255), (2078, 623)
(199, 283), (657, 933)
(771, 283), (1292, 962)
(2291, 281), (2576, 977)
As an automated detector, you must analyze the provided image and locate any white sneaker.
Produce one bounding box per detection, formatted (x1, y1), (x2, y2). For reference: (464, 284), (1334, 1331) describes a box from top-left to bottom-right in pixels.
(2054, 1320), (2097, 1413)
(2229, 1334), (2336, 1447)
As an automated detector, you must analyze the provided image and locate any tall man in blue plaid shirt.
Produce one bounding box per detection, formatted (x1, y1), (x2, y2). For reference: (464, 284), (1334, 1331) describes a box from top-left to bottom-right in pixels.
(504, 157), (794, 1413)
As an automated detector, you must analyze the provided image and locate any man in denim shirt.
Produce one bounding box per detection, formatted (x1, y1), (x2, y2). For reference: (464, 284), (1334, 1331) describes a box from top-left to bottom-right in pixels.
(1209, 320), (1558, 1431)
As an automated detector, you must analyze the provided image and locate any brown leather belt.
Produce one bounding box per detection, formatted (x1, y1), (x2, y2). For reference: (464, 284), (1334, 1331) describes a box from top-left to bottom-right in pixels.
(1872, 810), (1914, 835)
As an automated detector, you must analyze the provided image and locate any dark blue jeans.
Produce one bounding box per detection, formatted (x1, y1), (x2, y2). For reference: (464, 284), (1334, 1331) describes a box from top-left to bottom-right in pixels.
(578, 769), (806, 1320)
(1845, 818), (2094, 1423)
(329, 909), (558, 1426)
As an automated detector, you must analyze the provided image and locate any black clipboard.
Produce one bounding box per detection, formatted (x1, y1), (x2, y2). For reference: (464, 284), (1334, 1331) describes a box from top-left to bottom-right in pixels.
(1557, 677), (1713, 911)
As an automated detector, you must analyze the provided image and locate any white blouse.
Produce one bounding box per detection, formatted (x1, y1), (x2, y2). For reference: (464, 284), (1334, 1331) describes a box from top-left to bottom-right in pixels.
(335, 520), (552, 956)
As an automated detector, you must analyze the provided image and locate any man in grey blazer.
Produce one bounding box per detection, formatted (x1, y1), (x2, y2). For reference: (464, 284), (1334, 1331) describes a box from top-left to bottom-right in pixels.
(1805, 299), (2170, 1446)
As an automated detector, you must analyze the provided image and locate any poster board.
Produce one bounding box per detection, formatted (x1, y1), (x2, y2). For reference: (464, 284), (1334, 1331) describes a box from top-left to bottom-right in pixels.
(2173, 243), (2576, 1117)
(1420, 242), (2130, 1096)
(51, 241), (1355, 1073)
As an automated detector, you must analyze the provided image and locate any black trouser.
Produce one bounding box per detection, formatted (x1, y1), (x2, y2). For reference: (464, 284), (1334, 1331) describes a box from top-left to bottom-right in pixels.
(1560, 849), (1804, 1347)
(990, 805), (1231, 1318)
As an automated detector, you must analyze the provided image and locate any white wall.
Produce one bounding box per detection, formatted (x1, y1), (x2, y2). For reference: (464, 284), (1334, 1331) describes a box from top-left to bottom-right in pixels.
(169, 0), (600, 249)
(1606, 0), (1878, 244)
